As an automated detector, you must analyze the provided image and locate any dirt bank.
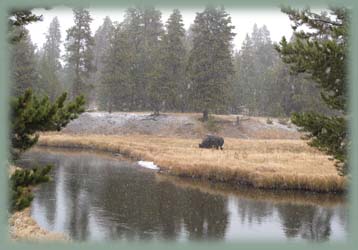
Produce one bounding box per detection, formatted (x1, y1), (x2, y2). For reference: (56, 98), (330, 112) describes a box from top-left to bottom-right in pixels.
(38, 133), (346, 193)
(9, 208), (69, 242)
(62, 112), (300, 139)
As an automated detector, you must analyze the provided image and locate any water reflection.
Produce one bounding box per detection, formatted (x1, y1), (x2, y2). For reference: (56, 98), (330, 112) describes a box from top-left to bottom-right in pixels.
(18, 148), (348, 242)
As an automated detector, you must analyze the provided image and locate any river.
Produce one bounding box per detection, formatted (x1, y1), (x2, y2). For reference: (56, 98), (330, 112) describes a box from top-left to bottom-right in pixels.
(17, 147), (348, 242)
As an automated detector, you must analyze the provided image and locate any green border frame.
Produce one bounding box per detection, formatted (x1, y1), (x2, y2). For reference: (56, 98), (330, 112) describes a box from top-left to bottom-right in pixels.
(0, 0), (356, 249)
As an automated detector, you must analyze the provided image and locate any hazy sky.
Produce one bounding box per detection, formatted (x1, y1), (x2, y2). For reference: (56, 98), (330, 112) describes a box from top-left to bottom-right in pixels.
(26, 6), (294, 55)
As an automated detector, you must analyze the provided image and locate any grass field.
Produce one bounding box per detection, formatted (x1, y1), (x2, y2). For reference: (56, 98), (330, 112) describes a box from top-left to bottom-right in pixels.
(38, 133), (346, 192)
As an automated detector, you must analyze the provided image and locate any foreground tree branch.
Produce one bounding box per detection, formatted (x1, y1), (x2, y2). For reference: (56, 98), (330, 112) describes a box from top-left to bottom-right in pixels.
(276, 6), (349, 175)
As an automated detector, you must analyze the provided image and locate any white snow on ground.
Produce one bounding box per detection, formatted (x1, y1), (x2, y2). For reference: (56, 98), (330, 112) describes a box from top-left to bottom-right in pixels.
(252, 117), (298, 132)
(137, 161), (160, 170)
(61, 112), (299, 139)
(63, 112), (198, 136)
(264, 121), (298, 132)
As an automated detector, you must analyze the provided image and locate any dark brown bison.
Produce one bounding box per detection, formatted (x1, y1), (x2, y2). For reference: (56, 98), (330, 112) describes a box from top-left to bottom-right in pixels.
(199, 135), (224, 150)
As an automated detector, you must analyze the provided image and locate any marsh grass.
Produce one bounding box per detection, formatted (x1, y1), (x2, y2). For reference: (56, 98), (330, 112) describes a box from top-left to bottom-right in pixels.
(38, 133), (346, 192)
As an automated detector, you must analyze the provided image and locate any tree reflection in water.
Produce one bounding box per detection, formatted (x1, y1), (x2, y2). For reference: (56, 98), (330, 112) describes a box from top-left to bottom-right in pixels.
(276, 204), (333, 241)
(19, 149), (347, 242)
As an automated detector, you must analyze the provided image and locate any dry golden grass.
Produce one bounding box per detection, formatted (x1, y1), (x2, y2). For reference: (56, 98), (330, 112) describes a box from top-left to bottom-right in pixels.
(9, 208), (69, 242)
(38, 133), (347, 192)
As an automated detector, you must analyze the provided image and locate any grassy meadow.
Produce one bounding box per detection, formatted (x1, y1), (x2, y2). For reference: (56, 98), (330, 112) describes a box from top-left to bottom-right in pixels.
(38, 133), (346, 192)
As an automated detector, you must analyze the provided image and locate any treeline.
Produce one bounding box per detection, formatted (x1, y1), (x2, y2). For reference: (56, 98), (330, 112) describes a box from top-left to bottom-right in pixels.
(232, 24), (329, 116)
(11, 6), (328, 118)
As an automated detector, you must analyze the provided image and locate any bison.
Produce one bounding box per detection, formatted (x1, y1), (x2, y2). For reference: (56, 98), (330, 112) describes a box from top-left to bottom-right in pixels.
(199, 135), (224, 150)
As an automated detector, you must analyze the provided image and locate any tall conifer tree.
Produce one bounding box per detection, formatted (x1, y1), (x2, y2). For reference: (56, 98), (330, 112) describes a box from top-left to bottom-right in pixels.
(159, 9), (186, 111)
(65, 8), (95, 102)
(122, 6), (164, 113)
(10, 26), (38, 97)
(37, 17), (62, 101)
(188, 6), (235, 120)
(100, 24), (132, 112)
(93, 16), (114, 108)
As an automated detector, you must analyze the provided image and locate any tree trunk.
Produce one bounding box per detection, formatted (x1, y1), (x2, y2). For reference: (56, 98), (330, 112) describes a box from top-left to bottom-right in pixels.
(203, 110), (209, 121)
(108, 101), (112, 114)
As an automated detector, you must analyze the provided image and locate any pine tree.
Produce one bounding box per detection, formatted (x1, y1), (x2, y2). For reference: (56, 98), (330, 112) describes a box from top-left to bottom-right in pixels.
(37, 17), (62, 101)
(100, 24), (132, 112)
(233, 33), (256, 114)
(270, 58), (330, 117)
(43, 17), (61, 72)
(121, 7), (143, 109)
(140, 7), (164, 114)
(10, 165), (53, 212)
(122, 6), (164, 112)
(180, 25), (195, 112)
(159, 9), (187, 111)
(232, 25), (329, 117)
(8, 10), (42, 43)
(9, 89), (85, 211)
(8, 10), (86, 212)
(93, 16), (114, 79)
(248, 24), (277, 115)
(188, 6), (235, 120)
(93, 16), (114, 108)
(275, 7), (349, 175)
(65, 8), (95, 102)
(10, 89), (85, 159)
(10, 26), (38, 97)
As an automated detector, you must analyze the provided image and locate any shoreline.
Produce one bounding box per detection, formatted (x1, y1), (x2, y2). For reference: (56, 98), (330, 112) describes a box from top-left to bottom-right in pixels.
(28, 146), (346, 203)
(37, 133), (347, 193)
(9, 204), (69, 242)
(10, 144), (345, 242)
(155, 174), (346, 206)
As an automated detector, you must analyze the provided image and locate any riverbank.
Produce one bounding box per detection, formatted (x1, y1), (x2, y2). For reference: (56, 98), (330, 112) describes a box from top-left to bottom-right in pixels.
(155, 174), (345, 207)
(38, 133), (346, 192)
(9, 207), (69, 242)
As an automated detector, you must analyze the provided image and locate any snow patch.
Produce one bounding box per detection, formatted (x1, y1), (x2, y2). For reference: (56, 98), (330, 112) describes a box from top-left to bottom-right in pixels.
(87, 112), (107, 118)
(271, 122), (296, 131)
(263, 120), (298, 132)
(137, 161), (160, 170)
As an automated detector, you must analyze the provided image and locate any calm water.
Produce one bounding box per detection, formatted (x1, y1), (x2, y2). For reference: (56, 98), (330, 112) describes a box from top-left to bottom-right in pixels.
(18, 148), (348, 242)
